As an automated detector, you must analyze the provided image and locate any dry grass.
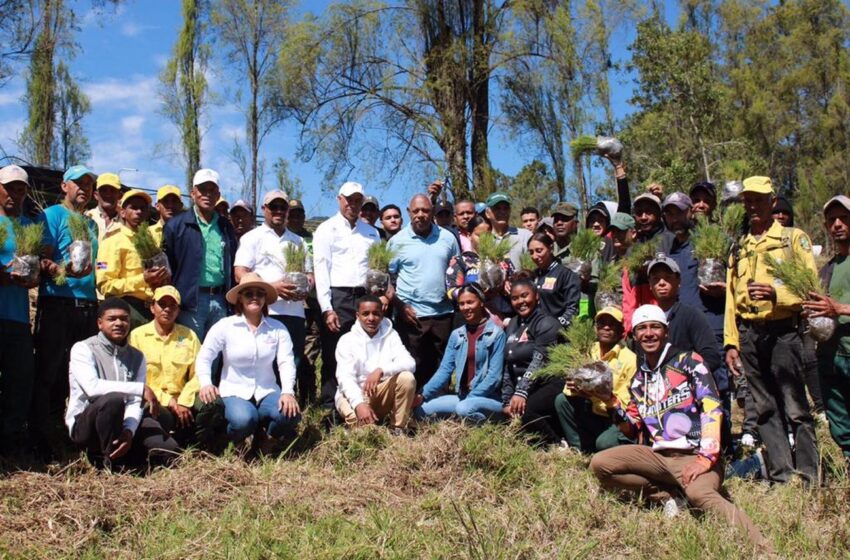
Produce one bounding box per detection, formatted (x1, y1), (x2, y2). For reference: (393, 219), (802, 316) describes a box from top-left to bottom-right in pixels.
(0, 422), (847, 559)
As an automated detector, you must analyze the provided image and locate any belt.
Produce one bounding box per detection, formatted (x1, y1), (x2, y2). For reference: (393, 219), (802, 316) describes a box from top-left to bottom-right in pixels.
(332, 286), (366, 296)
(40, 295), (97, 308)
(198, 285), (225, 295)
(739, 315), (799, 332)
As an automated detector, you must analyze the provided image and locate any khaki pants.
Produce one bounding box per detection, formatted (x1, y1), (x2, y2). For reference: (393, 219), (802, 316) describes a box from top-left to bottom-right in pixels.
(590, 445), (768, 548)
(337, 371), (416, 429)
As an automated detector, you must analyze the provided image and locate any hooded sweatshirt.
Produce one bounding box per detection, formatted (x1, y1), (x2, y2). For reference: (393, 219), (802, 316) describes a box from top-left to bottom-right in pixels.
(334, 318), (416, 410)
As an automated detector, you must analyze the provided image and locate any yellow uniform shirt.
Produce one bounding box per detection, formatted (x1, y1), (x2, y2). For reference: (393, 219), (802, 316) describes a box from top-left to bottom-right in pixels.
(150, 220), (164, 247)
(564, 341), (637, 416)
(95, 225), (152, 300)
(723, 220), (817, 349)
(129, 321), (201, 407)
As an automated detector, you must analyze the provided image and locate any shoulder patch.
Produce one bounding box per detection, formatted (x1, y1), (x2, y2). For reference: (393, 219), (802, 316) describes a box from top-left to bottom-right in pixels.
(799, 235), (811, 252)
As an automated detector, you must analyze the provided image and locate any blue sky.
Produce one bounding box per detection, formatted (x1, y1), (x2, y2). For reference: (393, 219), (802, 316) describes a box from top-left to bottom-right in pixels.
(0, 0), (653, 218)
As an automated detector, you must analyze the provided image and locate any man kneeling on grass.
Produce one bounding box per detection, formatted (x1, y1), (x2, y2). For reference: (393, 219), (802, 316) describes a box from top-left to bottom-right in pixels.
(66, 297), (179, 470)
(335, 295), (417, 432)
(590, 304), (769, 549)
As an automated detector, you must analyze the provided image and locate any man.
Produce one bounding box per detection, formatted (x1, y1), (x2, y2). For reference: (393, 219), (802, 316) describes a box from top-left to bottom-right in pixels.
(215, 197), (229, 220)
(453, 199), (476, 252)
(229, 199), (255, 240)
(314, 181), (381, 408)
(360, 195), (381, 228)
(86, 172), (123, 243)
(234, 190), (311, 376)
(772, 196), (794, 227)
(164, 169), (238, 340)
(335, 295), (417, 432)
(31, 165), (100, 458)
(551, 202), (578, 260)
(434, 200), (454, 229)
(380, 204), (403, 240)
(389, 194), (460, 387)
(0, 164), (29, 219)
(485, 192), (531, 270)
(554, 307), (636, 453)
(150, 184), (184, 246)
(590, 305), (769, 549)
(689, 181), (717, 221)
(724, 176), (819, 485)
(0, 166), (38, 457)
(66, 297), (179, 469)
(129, 286), (202, 445)
(520, 207), (540, 233)
(601, 212), (635, 262)
(96, 189), (171, 327)
(287, 199), (321, 405)
(633, 192), (667, 242)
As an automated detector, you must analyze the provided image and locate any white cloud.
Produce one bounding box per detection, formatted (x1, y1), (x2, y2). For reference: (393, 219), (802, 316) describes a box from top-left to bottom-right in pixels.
(120, 21), (159, 38)
(121, 115), (145, 135)
(0, 88), (23, 107)
(83, 75), (161, 111)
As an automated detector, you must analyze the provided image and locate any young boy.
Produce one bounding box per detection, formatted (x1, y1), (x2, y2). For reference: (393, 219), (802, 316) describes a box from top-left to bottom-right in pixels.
(334, 295), (417, 431)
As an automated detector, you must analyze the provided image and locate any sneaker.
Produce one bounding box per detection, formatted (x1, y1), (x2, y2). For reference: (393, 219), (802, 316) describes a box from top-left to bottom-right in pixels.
(740, 433), (757, 448)
(663, 497), (687, 518)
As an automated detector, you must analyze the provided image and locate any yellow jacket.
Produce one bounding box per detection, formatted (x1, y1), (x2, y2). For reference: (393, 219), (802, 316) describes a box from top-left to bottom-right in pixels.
(723, 220), (817, 349)
(129, 321), (201, 407)
(150, 221), (164, 247)
(564, 341), (637, 416)
(95, 225), (152, 300)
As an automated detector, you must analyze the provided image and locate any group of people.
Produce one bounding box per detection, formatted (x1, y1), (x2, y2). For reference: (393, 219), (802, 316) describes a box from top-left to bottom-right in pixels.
(1, 153), (848, 552)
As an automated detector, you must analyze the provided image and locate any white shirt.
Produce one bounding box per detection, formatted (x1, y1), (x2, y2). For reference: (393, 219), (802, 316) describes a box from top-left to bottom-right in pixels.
(65, 342), (146, 435)
(234, 224), (310, 318)
(195, 315), (296, 401)
(313, 212), (381, 313)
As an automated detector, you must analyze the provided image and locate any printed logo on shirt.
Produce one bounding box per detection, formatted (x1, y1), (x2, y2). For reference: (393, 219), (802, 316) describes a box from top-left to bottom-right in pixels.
(542, 277), (557, 291)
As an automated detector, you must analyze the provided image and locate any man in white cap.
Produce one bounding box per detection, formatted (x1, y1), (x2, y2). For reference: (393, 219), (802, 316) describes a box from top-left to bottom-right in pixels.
(163, 168), (238, 340)
(590, 304), (769, 549)
(0, 164), (29, 219)
(313, 181), (381, 409)
(234, 190), (311, 397)
(86, 172), (123, 242)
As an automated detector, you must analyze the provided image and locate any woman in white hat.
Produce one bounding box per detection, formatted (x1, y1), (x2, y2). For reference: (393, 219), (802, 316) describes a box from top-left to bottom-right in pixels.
(195, 273), (300, 451)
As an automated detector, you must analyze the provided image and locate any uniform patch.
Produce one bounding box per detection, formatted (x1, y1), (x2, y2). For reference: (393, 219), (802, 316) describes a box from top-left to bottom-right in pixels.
(542, 277), (557, 290)
(799, 236), (811, 251)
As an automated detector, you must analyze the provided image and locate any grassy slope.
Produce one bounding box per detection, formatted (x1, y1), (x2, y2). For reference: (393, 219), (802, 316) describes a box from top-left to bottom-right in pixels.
(0, 421), (847, 559)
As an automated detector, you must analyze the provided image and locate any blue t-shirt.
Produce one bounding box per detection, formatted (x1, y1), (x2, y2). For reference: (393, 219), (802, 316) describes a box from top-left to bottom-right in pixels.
(39, 204), (98, 301)
(0, 216), (30, 324)
(389, 224), (460, 317)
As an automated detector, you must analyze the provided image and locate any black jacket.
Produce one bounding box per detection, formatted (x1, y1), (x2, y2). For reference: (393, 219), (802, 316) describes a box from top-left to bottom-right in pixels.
(501, 307), (561, 405)
(534, 260), (581, 328)
(665, 302), (722, 374)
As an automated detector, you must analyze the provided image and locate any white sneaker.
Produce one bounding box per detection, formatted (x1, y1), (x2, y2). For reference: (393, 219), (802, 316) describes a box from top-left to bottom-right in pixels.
(741, 433), (756, 448)
(663, 497), (687, 518)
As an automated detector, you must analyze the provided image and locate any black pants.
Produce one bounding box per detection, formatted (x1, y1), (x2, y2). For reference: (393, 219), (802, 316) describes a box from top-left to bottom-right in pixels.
(396, 313), (453, 388)
(521, 377), (566, 446)
(319, 287), (361, 407)
(0, 319), (34, 453)
(296, 299), (322, 406)
(739, 323), (819, 483)
(70, 393), (180, 468)
(31, 297), (98, 446)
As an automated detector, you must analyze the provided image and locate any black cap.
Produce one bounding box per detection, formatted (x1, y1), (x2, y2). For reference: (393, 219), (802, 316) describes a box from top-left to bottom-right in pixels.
(689, 181), (716, 199)
(435, 200), (454, 215)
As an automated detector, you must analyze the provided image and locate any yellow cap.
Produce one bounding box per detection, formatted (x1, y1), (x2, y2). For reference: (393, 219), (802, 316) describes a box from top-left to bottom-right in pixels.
(215, 197), (229, 208)
(120, 188), (152, 207)
(156, 184), (182, 203)
(595, 306), (624, 324)
(152, 285), (181, 305)
(741, 176), (774, 195)
(96, 172), (121, 190)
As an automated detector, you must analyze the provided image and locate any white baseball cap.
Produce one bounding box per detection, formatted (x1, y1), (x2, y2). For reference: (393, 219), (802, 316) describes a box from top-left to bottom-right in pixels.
(338, 181), (364, 197)
(0, 165), (29, 186)
(192, 168), (220, 188)
(632, 304), (668, 330)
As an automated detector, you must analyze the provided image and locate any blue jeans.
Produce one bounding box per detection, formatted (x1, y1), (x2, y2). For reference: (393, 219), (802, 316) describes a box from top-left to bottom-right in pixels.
(222, 391), (301, 442)
(178, 292), (227, 340)
(417, 394), (504, 424)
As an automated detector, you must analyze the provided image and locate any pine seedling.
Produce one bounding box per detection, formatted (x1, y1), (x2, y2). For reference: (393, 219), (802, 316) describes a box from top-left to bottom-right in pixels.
(569, 228), (603, 262)
(66, 212), (92, 242)
(534, 318), (597, 379)
(691, 216), (730, 261)
(367, 241), (395, 272)
(519, 251), (536, 272)
(720, 203), (746, 239)
(130, 223), (163, 260)
(569, 135), (599, 156)
(476, 232), (513, 263)
(623, 237), (660, 273)
(597, 260), (624, 293)
(283, 243), (307, 273)
(53, 262), (68, 286)
(11, 220), (44, 256)
(764, 252), (822, 299)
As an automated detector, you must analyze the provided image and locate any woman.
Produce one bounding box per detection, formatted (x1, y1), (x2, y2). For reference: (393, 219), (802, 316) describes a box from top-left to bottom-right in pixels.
(445, 214), (513, 323)
(501, 276), (563, 444)
(527, 232), (581, 328)
(416, 283), (505, 423)
(196, 272), (301, 451)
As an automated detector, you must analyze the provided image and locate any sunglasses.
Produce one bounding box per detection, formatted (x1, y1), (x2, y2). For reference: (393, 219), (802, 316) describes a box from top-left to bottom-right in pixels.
(267, 204), (288, 212)
(240, 289), (266, 299)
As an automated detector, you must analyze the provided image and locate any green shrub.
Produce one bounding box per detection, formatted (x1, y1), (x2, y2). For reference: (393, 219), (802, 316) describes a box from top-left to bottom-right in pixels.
(366, 241), (395, 271)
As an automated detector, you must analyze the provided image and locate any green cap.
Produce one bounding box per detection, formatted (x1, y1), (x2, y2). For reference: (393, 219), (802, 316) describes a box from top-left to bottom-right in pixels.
(551, 202), (578, 219)
(609, 212), (635, 231)
(485, 192), (512, 208)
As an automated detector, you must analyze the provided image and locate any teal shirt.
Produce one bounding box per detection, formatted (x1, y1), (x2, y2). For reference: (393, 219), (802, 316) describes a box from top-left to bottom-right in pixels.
(196, 209), (225, 288)
(39, 205), (98, 301)
(829, 255), (850, 356)
(0, 216), (30, 324)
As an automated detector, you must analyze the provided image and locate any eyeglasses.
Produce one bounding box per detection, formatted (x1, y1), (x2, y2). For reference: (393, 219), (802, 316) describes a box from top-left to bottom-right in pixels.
(267, 204), (288, 212)
(240, 289), (266, 299)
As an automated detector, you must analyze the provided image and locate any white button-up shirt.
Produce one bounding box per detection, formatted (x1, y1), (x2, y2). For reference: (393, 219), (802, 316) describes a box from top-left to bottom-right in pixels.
(195, 315), (296, 401)
(313, 212), (380, 313)
(234, 224), (311, 318)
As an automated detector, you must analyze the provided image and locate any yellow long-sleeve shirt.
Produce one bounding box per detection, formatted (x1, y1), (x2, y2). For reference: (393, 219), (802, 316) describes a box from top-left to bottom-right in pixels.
(150, 221), (164, 247)
(96, 225), (153, 300)
(723, 220), (817, 349)
(564, 341), (637, 416)
(129, 321), (201, 408)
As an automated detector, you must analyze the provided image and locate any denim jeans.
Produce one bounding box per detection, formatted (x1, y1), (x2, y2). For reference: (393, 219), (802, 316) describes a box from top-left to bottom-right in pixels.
(178, 292), (227, 341)
(417, 394), (504, 423)
(222, 391), (300, 442)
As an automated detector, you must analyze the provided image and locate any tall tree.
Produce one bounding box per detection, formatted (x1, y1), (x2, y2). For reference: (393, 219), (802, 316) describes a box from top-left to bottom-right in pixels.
(160, 0), (209, 189)
(0, 0), (37, 86)
(212, 0), (292, 210)
(52, 60), (90, 169)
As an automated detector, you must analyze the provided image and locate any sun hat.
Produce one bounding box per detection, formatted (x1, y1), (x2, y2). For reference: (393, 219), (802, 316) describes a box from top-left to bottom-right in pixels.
(226, 272), (278, 305)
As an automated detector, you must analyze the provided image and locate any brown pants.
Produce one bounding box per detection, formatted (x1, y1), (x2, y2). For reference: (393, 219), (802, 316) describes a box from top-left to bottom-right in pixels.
(590, 445), (768, 548)
(337, 371), (416, 429)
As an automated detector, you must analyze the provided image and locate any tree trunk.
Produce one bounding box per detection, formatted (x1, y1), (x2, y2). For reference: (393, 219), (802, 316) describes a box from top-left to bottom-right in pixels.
(572, 152), (588, 214)
(470, 0), (491, 199)
(30, 0), (59, 166)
